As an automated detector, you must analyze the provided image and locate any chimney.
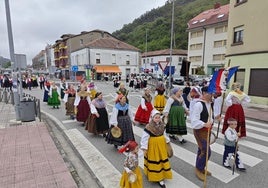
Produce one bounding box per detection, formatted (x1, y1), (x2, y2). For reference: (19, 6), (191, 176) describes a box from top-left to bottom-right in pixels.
(214, 2), (221, 9)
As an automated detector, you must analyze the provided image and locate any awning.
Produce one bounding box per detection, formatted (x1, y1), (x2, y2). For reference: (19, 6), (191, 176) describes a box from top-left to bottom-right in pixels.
(94, 65), (121, 73)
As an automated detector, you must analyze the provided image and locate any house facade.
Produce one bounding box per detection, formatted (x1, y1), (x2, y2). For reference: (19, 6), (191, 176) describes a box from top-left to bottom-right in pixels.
(225, 0), (268, 105)
(141, 49), (187, 77)
(70, 36), (140, 80)
(187, 3), (229, 75)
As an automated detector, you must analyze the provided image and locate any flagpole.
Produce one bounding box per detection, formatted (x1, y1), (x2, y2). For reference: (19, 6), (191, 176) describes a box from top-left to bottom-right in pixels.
(216, 59), (231, 138)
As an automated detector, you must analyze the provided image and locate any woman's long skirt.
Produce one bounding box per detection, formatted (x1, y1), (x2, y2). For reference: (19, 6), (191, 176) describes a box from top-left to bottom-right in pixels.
(166, 105), (187, 135)
(144, 135), (172, 182)
(222, 104), (246, 137)
(106, 116), (135, 147)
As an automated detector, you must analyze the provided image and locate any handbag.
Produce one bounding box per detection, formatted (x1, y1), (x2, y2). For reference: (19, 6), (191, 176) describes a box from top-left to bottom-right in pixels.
(166, 142), (173, 158)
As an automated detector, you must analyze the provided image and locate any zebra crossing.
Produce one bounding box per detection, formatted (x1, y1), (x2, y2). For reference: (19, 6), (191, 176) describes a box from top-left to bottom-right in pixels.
(61, 104), (267, 188)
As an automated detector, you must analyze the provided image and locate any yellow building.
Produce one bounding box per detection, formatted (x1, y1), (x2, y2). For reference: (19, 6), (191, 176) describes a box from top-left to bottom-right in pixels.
(225, 0), (268, 105)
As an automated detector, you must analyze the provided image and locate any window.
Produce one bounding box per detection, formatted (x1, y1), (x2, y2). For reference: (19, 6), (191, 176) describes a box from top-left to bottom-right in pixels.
(235, 0), (247, 7)
(190, 30), (203, 38)
(96, 53), (100, 64)
(112, 54), (116, 64)
(80, 39), (83, 46)
(213, 54), (225, 61)
(189, 56), (202, 62)
(214, 40), (227, 48)
(190, 43), (203, 50)
(126, 55), (130, 65)
(215, 26), (228, 34)
(233, 26), (244, 44)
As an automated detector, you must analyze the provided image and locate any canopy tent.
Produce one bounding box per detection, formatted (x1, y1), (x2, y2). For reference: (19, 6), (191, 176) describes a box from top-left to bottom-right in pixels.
(94, 65), (121, 73)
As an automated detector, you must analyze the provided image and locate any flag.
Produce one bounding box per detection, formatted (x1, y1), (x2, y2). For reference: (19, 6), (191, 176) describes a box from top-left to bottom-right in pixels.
(208, 66), (239, 93)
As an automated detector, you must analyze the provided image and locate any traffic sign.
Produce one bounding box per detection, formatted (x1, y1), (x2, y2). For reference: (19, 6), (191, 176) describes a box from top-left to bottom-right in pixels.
(158, 61), (168, 71)
(72, 65), (78, 72)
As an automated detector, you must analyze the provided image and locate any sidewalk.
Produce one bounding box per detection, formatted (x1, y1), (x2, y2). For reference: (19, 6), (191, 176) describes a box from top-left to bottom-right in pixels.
(0, 103), (77, 188)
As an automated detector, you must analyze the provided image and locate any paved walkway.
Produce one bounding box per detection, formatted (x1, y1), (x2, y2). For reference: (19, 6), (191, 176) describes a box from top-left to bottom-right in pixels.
(0, 103), (77, 188)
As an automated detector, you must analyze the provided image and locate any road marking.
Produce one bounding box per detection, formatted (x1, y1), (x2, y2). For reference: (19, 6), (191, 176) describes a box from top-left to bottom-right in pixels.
(65, 129), (121, 188)
(133, 126), (239, 183)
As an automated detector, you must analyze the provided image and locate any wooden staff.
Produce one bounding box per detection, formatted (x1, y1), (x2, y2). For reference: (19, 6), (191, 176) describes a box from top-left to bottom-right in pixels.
(203, 127), (211, 188)
(216, 91), (226, 138)
(232, 126), (241, 175)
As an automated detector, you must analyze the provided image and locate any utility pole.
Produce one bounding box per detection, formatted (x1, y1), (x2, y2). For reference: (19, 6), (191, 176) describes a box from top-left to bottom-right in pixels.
(168, 0), (175, 94)
(145, 29), (148, 72)
(5, 0), (20, 120)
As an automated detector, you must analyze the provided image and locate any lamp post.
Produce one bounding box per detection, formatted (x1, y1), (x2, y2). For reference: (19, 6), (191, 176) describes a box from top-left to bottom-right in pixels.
(168, 0), (175, 94)
(145, 29), (148, 73)
(5, 0), (20, 121)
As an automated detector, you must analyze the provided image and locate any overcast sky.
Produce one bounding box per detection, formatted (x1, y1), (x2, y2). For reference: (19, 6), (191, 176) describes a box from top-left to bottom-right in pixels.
(0, 0), (167, 64)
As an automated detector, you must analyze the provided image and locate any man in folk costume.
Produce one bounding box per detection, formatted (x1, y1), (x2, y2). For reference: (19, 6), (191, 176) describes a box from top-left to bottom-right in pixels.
(60, 77), (67, 99)
(191, 86), (215, 181)
(38, 74), (45, 90)
(26, 76), (32, 90)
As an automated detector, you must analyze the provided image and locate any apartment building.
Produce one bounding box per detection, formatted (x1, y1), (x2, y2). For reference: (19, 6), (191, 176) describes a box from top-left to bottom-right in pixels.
(225, 0), (268, 105)
(187, 3), (229, 75)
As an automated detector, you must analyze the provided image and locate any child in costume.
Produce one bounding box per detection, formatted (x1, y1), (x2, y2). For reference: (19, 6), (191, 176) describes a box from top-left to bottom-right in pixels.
(119, 141), (143, 188)
(223, 118), (246, 171)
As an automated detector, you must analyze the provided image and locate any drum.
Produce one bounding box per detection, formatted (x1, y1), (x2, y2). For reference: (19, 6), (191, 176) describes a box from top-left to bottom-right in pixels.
(111, 126), (122, 138)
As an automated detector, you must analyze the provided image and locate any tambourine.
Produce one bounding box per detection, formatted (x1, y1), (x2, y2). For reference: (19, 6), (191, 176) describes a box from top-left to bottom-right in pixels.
(210, 131), (217, 145)
(128, 173), (137, 183)
(111, 126), (122, 138)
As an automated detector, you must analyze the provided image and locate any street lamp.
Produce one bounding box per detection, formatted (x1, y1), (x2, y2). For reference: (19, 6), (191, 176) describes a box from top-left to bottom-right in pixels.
(168, 0), (175, 94)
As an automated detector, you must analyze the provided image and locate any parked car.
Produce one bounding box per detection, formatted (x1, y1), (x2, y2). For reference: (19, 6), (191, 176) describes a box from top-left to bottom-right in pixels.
(172, 74), (185, 85)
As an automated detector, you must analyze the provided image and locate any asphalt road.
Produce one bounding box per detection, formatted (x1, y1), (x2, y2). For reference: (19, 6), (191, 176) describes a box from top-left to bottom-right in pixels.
(25, 80), (268, 188)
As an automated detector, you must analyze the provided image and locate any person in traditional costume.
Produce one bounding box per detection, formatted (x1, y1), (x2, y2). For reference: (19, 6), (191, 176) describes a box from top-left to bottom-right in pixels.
(106, 94), (135, 148)
(163, 87), (189, 144)
(134, 87), (153, 125)
(32, 75), (38, 88)
(43, 80), (51, 102)
(85, 92), (109, 137)
(188, 87), (202, 119)
(38, 74), (45, 90)
(119, 141), (143, 188)
(140, 109), (172, 188)
(47, 81), (61, 109)
(63, 83), (76, 119)
(191, 86), (215, 181)
(60, 77), (67, 99)
(88, 81), (97, 100)
(223, 118), (246, 171)
(74, 84), (91, 125)
(116, 82), (129, 103)
(222, 82), (250, 138)
(153, 81), (166, 114)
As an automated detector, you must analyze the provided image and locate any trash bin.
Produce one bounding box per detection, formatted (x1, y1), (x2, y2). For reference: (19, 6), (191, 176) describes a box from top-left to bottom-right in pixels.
(19, 98), (36, 122)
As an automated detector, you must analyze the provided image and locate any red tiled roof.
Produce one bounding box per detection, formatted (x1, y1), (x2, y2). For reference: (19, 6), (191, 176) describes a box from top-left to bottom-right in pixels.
(187, 4), (229, 30)
(141, 49), (187, 57)
(85, 37), (140, 51)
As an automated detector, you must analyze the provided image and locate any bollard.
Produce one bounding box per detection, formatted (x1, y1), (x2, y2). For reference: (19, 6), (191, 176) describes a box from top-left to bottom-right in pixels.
(3, 89), (7, 103)
(10, 91), (14, 105)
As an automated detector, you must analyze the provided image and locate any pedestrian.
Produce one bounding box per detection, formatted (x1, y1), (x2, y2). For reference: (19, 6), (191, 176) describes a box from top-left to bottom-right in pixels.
(222, 82), (250, 138)
(63, 83), (76, 119)
(43, 80), (51, 102)
(153, 81), (166, 114)
(140, 109), (172, 188)
(85, 92), (109, 137)
(26, 76), (32, 90)
(47, 81), (61, 109)
(116, 82), (129, 103)
(106, 94), (135, 149)
(182, 81), (191, 108)
(191, 86), (214, 181)
(163, 87), (189, 144)
(223, 117), (246, 171)
(74, 84), (91, 125)
(38, 74), (45, 90)
(60, 77), (67, 99)
(134, 87), (153, 125)
(119, 140), (143, 188)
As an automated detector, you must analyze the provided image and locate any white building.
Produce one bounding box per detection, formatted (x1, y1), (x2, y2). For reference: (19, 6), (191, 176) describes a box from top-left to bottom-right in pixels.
(141, 49), (187, 77)
(71, 37), (140, 80)
(187, 3), (229, 75)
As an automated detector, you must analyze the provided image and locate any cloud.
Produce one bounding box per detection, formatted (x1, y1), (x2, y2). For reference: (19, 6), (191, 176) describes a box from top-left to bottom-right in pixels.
(0, 0), (167, 64)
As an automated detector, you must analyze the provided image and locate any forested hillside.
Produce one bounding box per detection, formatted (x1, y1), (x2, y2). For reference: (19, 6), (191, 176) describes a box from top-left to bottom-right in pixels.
(112, 0), (229, 52)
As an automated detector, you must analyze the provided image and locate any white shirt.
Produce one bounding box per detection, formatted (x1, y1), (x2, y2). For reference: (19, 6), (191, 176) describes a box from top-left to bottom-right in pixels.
(191, 100), (213, 129)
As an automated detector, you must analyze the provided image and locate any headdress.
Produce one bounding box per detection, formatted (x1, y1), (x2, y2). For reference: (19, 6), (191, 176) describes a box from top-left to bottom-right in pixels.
(171, 87), (180, 95)
(118, 140), (138, 153)
(231, 82), (241, 90)
(151, 109), (161, 118)
(95, 92), (102, 98)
